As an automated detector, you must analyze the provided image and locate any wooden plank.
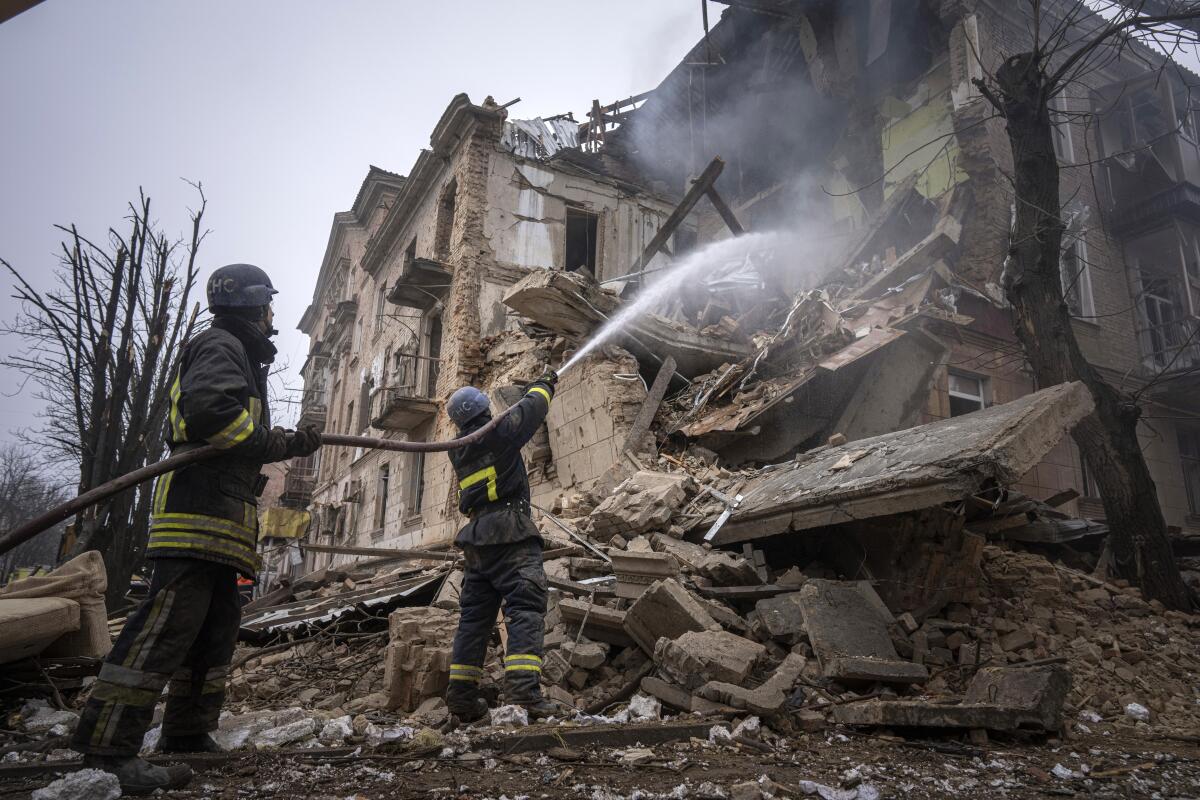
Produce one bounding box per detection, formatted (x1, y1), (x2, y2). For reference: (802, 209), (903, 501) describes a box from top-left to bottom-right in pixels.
(630, 157), (727, 273)
(706, 186), (746, 235)
(302, 543), (459, 562)
(622, 355), (677, 454)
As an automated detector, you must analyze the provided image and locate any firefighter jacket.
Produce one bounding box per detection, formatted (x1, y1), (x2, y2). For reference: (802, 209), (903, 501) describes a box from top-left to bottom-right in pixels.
(449, 380), (554, 547)
(146, 316), (278, 577)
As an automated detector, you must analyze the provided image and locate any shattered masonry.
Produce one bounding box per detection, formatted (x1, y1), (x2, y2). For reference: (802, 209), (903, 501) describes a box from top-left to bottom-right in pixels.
(4, 2), (1200, 797)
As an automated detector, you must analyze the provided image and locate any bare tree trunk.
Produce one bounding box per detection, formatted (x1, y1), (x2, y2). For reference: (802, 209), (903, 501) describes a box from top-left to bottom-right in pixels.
(987, 54), (1191, 610)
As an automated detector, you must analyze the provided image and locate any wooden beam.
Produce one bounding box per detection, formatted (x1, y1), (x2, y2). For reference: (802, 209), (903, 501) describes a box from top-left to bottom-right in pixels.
(300, 543), (459, 562)
(706, 186), (745, 235)
(631, 156), (727, 273)
(622, 355), (677, 454)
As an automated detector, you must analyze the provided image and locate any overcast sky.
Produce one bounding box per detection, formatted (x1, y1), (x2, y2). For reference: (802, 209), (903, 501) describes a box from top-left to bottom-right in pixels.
(0, 0), (713, 452)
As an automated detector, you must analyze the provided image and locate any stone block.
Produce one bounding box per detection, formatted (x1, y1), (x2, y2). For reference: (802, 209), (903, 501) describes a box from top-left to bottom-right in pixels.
(433, 570), (464, 611)
(963, 665), (1071, 731)
(624, 578), (720, 654)
(798, 579), (928, 685)
(699, 551), (763, 586)
(558, 598), (635, 648)
(383, 607), (458, 711)
(639, 676), (732, 714)
(835, 665), (1071, 733)
(695, 652), (806, 715)
(611, 551), (679, 599)
(753, 592), (806, 642)
(588, 471), (695, 542)
(999, 629), (1035, 652)
(561, 638), (608, 670)
(653, 630), (766, 690)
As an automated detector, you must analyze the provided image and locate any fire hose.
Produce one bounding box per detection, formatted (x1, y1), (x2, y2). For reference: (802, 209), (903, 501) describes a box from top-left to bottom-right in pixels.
(0, 401), (524, 557)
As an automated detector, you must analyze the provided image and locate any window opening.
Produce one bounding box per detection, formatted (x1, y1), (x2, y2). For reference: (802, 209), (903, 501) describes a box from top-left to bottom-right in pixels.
(948, 372), (987, 417)
(375, 462), (390, 533)
(565, 206), (599, 273)
(1060, 230), (1095, 318)
(425, 314), (443, 397)
(407, 450), (426, 519)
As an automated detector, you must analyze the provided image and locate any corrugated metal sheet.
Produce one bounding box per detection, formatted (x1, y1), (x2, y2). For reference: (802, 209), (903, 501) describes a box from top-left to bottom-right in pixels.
(501, 117), (581, 160)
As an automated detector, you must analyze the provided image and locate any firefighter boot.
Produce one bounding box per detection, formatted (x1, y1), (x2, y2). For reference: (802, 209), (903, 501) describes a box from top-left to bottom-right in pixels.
(505, 673), (557, 720)
(82, 755), (192, 796)
(446, 681), (489, 723)
(159, 733), (223, 753)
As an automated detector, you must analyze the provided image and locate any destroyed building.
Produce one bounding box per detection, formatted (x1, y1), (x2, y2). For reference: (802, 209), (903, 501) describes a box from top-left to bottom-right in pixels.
(282, 0), (1199, 573)
(6, 3), (1200, 797)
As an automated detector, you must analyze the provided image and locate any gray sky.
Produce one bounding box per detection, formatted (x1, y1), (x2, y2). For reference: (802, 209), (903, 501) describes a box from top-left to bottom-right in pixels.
(0, 0), (712, 448)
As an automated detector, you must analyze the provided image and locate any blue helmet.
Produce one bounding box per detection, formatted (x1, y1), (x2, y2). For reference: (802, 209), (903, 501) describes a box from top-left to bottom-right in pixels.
(207, 263), (278, 310)
(448, 386), (490, 427)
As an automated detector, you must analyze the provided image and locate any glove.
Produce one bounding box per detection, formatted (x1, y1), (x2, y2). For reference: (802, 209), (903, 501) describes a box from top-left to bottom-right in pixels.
(261, 427), (291, 463)
(285, 425), (322, 458)
(537, 369), (559, 389)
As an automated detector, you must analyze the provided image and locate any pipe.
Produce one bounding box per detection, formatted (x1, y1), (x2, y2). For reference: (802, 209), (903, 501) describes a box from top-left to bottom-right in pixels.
(0, 401), (522, 556)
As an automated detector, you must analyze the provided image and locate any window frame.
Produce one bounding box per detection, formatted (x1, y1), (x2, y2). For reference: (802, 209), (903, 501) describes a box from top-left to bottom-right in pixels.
(947, 371), (988, 417)
(1060, 229), (1096, 319)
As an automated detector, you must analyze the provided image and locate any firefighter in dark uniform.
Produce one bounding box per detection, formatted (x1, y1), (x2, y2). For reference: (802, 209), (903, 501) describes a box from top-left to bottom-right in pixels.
(444, 372), (559, 721)
(71, 264), (322, 794)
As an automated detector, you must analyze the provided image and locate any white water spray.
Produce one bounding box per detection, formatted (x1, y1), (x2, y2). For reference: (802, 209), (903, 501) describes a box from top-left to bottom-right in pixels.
(558, 231), (785, 375)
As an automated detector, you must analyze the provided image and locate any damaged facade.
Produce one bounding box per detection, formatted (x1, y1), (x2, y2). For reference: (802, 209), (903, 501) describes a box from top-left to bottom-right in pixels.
(284, 0), (1199, 574)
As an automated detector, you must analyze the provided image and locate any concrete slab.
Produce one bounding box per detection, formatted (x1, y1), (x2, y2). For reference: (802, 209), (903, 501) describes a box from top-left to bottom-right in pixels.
(709, 382), (1094, 544)
(798, 579), (928, 685)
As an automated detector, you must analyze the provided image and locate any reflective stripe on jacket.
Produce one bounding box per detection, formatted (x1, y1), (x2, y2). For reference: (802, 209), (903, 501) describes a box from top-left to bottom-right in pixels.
(147, 318), (276, 577)
(449, 381), (554, 547)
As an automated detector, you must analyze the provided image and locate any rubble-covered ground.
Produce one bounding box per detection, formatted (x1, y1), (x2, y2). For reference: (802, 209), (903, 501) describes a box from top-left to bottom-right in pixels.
(3, 714), (1200, 799)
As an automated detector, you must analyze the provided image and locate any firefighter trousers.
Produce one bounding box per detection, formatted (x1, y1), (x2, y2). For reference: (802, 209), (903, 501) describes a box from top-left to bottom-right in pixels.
(449, 537), (547, 698)
(72, 558), (242, 756)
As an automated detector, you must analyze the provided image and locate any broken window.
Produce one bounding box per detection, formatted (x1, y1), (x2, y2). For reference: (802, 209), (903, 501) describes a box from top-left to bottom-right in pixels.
(1125, 227), (1199, 370)
(374, 462), (390, 534)
(1050, 94), (1074, 164)
(565, 206), (599, 273)
(948, 372), (987, 417)
(1059, 230), (1094, 318)
(358, 377), (372, 434)
(1180, 431), (1200, 516)
(424, 313), (442, 397)
(405, 450), (425, 520)
(374, 289), (387, 337)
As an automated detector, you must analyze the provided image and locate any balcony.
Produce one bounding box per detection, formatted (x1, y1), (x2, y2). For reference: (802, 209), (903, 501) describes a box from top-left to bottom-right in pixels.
(387, 257), (451, 312)
(329, 299), (358, 334)
(297, 388), (327, 429)
(370, 385), (438, 432)
(280, 458), (318, 508)
(1095, 74), (1200, 234)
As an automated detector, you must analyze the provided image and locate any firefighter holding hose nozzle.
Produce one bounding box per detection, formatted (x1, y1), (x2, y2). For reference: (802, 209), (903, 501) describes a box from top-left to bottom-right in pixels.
(444, 369), (559, 722)
(71, 264), (321, 794)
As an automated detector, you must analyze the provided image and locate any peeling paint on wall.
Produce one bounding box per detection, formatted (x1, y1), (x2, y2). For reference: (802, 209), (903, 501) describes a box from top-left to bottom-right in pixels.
(882, 63), (968, 200)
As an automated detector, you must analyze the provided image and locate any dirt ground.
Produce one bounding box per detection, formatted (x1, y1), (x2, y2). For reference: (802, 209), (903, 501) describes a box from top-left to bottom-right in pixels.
(4, 724), (1198, 799)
